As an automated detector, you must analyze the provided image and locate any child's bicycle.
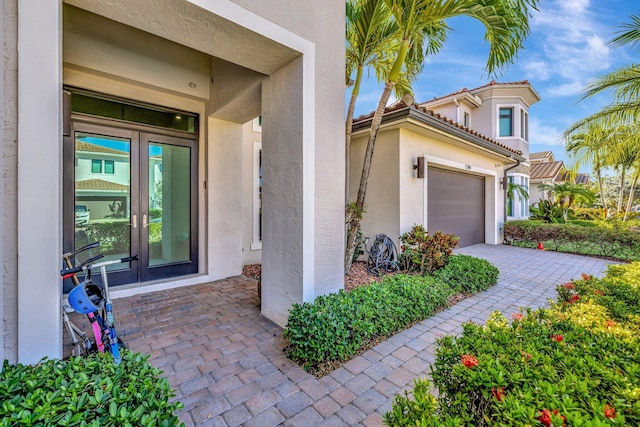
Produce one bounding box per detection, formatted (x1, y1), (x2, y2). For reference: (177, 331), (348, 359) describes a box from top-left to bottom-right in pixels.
(61, 241), (137, 364)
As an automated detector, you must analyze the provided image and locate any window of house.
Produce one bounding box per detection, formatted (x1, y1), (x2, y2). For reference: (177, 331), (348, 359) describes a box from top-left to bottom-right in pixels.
(507, 174), (529, 218)
(104, 160), (115, 174)
(91, 159), (102, 173)
(463, 112), (470, 128)
(520, 110), (529, 141)
(499, 107), (513, 137)
(251, 142), (263, 250)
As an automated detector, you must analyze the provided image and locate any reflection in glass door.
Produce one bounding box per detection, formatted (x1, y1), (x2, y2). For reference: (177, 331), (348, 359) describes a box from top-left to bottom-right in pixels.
(140, 133), (198, 282)
(74, 132), (135, 281)
(67, 124), (197, 286)
(147, 143), (191, 267)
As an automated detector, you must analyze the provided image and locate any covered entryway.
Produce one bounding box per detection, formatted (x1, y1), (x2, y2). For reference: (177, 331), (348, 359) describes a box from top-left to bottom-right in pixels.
(427, 167), (485, 247)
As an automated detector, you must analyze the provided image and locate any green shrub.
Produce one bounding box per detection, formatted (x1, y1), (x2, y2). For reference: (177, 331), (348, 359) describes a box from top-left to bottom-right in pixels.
(529, 199), (566, 223)
(504, 220), (640, 261)
(399, 225), (459, 275)
(0, 352), (184, 426)
(433, 255), (499, 294)
(84, 221), (130, 255)
(387, 268), (640, 426)
(556, 262), (640, 326)
(284, 275), (453, 372)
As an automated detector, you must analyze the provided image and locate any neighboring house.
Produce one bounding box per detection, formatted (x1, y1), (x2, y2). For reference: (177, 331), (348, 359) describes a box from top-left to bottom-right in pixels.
(529, 151), (566, 204)
(348, 80), (539, 251)
(529, 151), (591, 205)
(1, 0), (345, 364)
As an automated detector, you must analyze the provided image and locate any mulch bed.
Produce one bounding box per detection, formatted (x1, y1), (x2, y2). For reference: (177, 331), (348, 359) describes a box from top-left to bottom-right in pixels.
(242, 261), (395, 291)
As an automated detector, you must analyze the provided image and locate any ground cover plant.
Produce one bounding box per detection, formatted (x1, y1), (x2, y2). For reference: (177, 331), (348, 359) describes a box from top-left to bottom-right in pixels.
(504, 219), (640, 261)
(284, 254), (499, 376)
(0, 351), (183, 427)
(384, 262), (640, 426)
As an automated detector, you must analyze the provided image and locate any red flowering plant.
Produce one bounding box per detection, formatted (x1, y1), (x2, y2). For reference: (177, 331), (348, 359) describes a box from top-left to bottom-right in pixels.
(401, 304), (640, 426)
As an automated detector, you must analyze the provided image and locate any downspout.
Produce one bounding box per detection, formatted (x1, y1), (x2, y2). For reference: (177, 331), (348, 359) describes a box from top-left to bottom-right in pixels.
(503, 157), (521, 238)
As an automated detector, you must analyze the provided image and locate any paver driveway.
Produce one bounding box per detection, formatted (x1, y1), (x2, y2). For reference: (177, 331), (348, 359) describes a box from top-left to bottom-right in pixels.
(114, 245), (615, 426)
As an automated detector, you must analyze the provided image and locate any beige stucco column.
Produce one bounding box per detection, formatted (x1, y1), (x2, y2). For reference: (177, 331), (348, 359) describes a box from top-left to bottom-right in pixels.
(17, 0), (64, 363)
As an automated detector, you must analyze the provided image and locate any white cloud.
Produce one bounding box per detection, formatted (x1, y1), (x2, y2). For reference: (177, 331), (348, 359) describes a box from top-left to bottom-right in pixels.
(525, 0), (612, 98)
(529, 117), (563, 146)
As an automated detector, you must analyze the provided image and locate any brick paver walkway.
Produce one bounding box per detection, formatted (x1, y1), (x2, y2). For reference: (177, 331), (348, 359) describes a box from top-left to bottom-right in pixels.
(114, 245), (615, 426)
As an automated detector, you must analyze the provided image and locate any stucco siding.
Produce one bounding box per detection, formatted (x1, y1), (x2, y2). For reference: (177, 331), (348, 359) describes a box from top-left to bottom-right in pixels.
(350, 130), (401, 248)
(1, 0), (18, 363)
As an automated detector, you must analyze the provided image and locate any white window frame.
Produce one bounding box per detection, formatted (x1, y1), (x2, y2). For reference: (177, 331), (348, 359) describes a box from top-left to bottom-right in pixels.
(520, 109), (529, 141)
(507, 173), (529, 219)
(250, 142), (262, 250)
(498, 106), (514, 137)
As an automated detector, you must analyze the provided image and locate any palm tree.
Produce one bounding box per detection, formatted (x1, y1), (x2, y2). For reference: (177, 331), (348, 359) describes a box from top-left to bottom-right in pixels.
(566, 14), (640, 131)
(345, 0), (446, 205)
(344, 0), (540, 272)
(506, 182), (528, 216)
(537, 181), (596, 222)
(564, 123), (614, 209)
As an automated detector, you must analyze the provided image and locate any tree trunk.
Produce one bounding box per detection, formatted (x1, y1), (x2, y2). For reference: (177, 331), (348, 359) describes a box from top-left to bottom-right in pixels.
(596, 167), (607, 209)
(344, 80), (395, 273)
(617, 169), (626, 212)
(623, 168), (639, 220)
(345, 66), (363, 206)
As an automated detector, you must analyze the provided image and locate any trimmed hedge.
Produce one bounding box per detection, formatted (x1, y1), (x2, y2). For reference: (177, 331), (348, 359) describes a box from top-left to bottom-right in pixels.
(504, 220), (640, 261)
(0, 352), (183, 426)
(385, 262), (640, 426)
(284, 275), (453, 372)
(433, 255), (499, 294)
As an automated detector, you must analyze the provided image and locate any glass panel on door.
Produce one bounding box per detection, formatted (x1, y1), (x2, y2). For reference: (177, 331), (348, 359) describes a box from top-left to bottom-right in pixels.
(75, 133), (131, 271)
(148, 143), (192, 267)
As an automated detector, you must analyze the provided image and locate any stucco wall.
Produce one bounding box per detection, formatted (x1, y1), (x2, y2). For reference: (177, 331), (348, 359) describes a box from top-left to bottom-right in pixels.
(1, 0), (18, 363)
(230, 0), (345, 297)
(242, 120), (262, 266)
(349, 130), (401, 247)
(350, 123), (509, 253)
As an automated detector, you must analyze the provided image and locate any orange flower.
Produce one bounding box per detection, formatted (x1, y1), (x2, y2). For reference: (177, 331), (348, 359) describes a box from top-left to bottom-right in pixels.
(606, 319), (617, 329)
(569, 294), (580, 304)
(594, 289), (605, 296)
(538, 409), (566, 427)
(562, 282), (575, 289)
(491, 387), (505, 402)
(461, 354), (478, 368)
(551, 334), (563, 343)
(511, 313), (523, 321)
(520, 350), (532, 363)
(581, 273), (592, 280)
(604, 404), (616, 419)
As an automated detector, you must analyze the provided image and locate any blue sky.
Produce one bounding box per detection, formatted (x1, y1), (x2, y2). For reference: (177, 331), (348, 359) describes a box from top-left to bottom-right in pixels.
(352, 0), (638, 172)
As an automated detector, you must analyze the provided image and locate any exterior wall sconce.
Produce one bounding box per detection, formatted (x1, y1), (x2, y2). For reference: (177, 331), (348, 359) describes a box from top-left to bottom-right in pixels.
(413, 157), (424, 179)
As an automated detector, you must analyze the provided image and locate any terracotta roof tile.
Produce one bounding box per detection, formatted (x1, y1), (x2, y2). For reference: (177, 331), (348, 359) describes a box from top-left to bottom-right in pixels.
(419, 80), (532, 105)
(76, 140), (128, 156)
(529, 151), (554, 161)
(353, 104), (522, 156)
(76, 179), (129, 192)
(530, 161), (564, 180)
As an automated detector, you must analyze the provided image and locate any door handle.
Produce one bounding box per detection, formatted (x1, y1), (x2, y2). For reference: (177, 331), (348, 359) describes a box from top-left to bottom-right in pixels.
(131, 214), (137, 229)
(143, 214), (148, 228)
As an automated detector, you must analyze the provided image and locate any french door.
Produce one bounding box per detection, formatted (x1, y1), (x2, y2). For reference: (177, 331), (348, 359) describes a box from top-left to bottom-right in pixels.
(64, 120), (198, 286)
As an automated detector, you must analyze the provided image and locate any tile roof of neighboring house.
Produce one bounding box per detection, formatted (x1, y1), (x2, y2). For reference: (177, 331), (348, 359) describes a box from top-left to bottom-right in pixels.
(76, 179), (129, 192)
(76, 140), (128, 156)
(530, 160), (564, 180)
(529, 151), (554, 162)
(575, 173), (591, 185)
(419, 80), (533, 106)
(352, 103), (523, 157)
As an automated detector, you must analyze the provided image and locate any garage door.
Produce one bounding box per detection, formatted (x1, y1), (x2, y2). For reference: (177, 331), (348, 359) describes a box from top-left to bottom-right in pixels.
(427, 167), (485, 247)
